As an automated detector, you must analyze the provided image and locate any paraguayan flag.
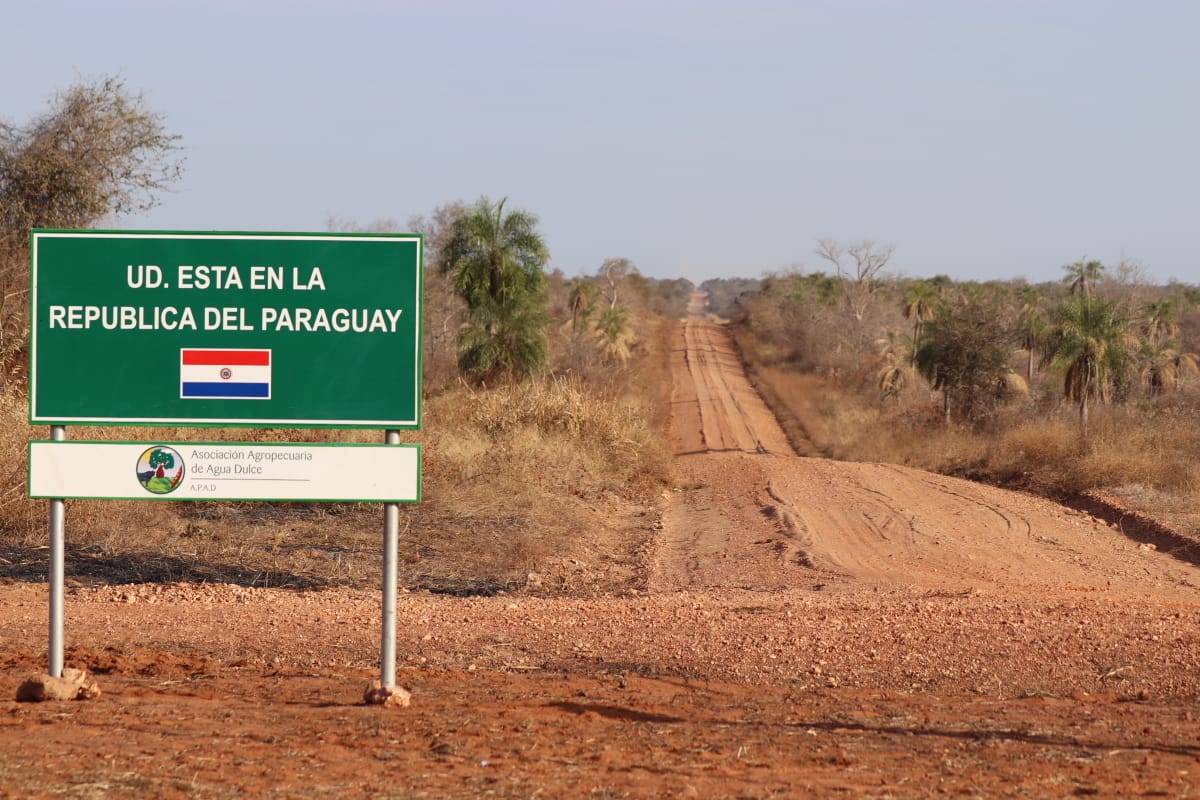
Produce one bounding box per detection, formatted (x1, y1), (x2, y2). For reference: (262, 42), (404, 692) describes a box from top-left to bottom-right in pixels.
(180, 348), (272, 400)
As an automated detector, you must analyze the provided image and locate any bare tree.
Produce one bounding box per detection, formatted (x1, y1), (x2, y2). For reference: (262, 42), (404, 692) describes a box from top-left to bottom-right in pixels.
(406, 202), (471, 389)
(600, 257), (635, 310)
(328, 205), (470, 390)
(1107, 254), (1153, 308)
(406, 200), (468, 273)
(0, 76), (183, 241)
(813, 239), (894, 323)
(0, 76), (182, 362)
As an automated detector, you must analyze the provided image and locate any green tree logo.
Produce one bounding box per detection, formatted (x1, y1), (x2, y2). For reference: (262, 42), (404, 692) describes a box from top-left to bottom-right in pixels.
(136, 446), (185, 495)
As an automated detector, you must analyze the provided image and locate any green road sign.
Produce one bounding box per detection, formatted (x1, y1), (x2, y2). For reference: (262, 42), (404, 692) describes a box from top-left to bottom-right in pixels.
(30, 230), (422, 428)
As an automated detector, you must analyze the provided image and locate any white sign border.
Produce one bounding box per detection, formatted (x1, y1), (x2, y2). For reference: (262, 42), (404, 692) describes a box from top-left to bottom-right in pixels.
(28, 440), (422, 503)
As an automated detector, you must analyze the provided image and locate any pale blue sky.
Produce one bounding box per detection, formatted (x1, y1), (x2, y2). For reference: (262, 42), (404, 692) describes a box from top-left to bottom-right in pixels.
(5, 1), (1197, 285)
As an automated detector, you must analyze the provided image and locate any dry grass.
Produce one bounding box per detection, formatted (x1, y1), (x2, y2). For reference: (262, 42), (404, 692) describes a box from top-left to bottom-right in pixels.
(448, 376), (672, 493)
(1, 357), (673, 595)
(736, 321), (1200, 535)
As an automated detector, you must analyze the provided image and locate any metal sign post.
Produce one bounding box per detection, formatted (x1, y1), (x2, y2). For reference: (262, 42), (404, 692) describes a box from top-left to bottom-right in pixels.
(48, 426), (65, 679)
(382, 429), (401, 688)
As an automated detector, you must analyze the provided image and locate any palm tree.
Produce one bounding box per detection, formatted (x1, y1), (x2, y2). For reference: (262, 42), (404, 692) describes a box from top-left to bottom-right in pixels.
(1044, 295), (1134, 438)
(456, 298), (550, 379)
(438, 197), (550, 380)
(901, 281), (940, 365)
(1141, 298), (1180, 347)
(594, 305), (634, 364)
(875, 330), (915, 403)
(566, 278), (599, 336)
(1015, 286), (1048, 384)
(1140, 342), (1200, 396)
(1063, 260), (1105, 299)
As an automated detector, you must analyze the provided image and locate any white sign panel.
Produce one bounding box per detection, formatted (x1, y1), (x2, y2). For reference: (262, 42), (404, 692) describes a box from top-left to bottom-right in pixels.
(29, 442), (420, 503)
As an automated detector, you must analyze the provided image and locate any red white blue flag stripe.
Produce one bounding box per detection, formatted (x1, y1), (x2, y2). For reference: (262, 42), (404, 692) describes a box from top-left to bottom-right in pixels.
(180, 348), (271, 400)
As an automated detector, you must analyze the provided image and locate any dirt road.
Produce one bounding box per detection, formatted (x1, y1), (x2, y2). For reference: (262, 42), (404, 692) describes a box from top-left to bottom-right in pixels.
(656, 318), (1200, 600)
(667, 317), (794, 457)
(3, 303), (1200, 798)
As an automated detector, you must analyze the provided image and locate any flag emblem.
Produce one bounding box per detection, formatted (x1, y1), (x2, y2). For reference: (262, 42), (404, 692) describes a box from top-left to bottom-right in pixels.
(180, 348), (271, 400)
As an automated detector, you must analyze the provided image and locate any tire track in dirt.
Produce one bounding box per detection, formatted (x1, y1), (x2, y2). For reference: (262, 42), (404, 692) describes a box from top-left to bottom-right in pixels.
(651, 294), (1200, 600)
(669, 318), (793, 457)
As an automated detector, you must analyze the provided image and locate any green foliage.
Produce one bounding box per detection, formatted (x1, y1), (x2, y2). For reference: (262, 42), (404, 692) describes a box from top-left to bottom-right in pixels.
(1063, 259), (1106, 299)
(1135, 298), (1197, 396)
(914, 298), (1019, 424)
(1141, 298), (1180, 346)
(144, 476), (174, 493)
(148, 448), (175, 470)
(901, 280), (941, 323)
(567, 278), (600, 335)
(438, 197), (550, 381)
(770, 271), (841, 308)
(1044, 295), (1135, 437)
(901, 280), (942, 361)
(594, 306), (634, 364)
(1015, 286), (1050, 382)
(734, 262), (1200, 515)
(456, 298), (551, 379)
(440, 196), (547, 309)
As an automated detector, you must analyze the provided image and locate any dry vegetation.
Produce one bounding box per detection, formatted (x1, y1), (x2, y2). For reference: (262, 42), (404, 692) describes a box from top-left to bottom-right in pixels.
(0, 246), (684, 597)
(722, 264), (1200, 543)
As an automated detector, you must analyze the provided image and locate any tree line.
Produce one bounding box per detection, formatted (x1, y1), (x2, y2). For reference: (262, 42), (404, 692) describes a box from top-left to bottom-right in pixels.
(12, 73), (1187, 429)
(725, 246), (1200, 439)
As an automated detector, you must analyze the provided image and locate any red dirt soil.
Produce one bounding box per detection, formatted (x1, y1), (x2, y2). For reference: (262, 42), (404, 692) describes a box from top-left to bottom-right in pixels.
(3, 300), (1200, 798)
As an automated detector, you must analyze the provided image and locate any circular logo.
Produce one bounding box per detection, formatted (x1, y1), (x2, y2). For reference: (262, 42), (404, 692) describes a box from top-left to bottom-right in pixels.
(137, 446), (185, 495)
(220, 367), (233, 380)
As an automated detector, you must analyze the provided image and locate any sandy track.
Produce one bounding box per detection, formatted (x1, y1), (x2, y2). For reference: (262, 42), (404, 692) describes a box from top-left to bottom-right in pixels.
(654, 305), (1200, 601)
(669, 319), (794, 456)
